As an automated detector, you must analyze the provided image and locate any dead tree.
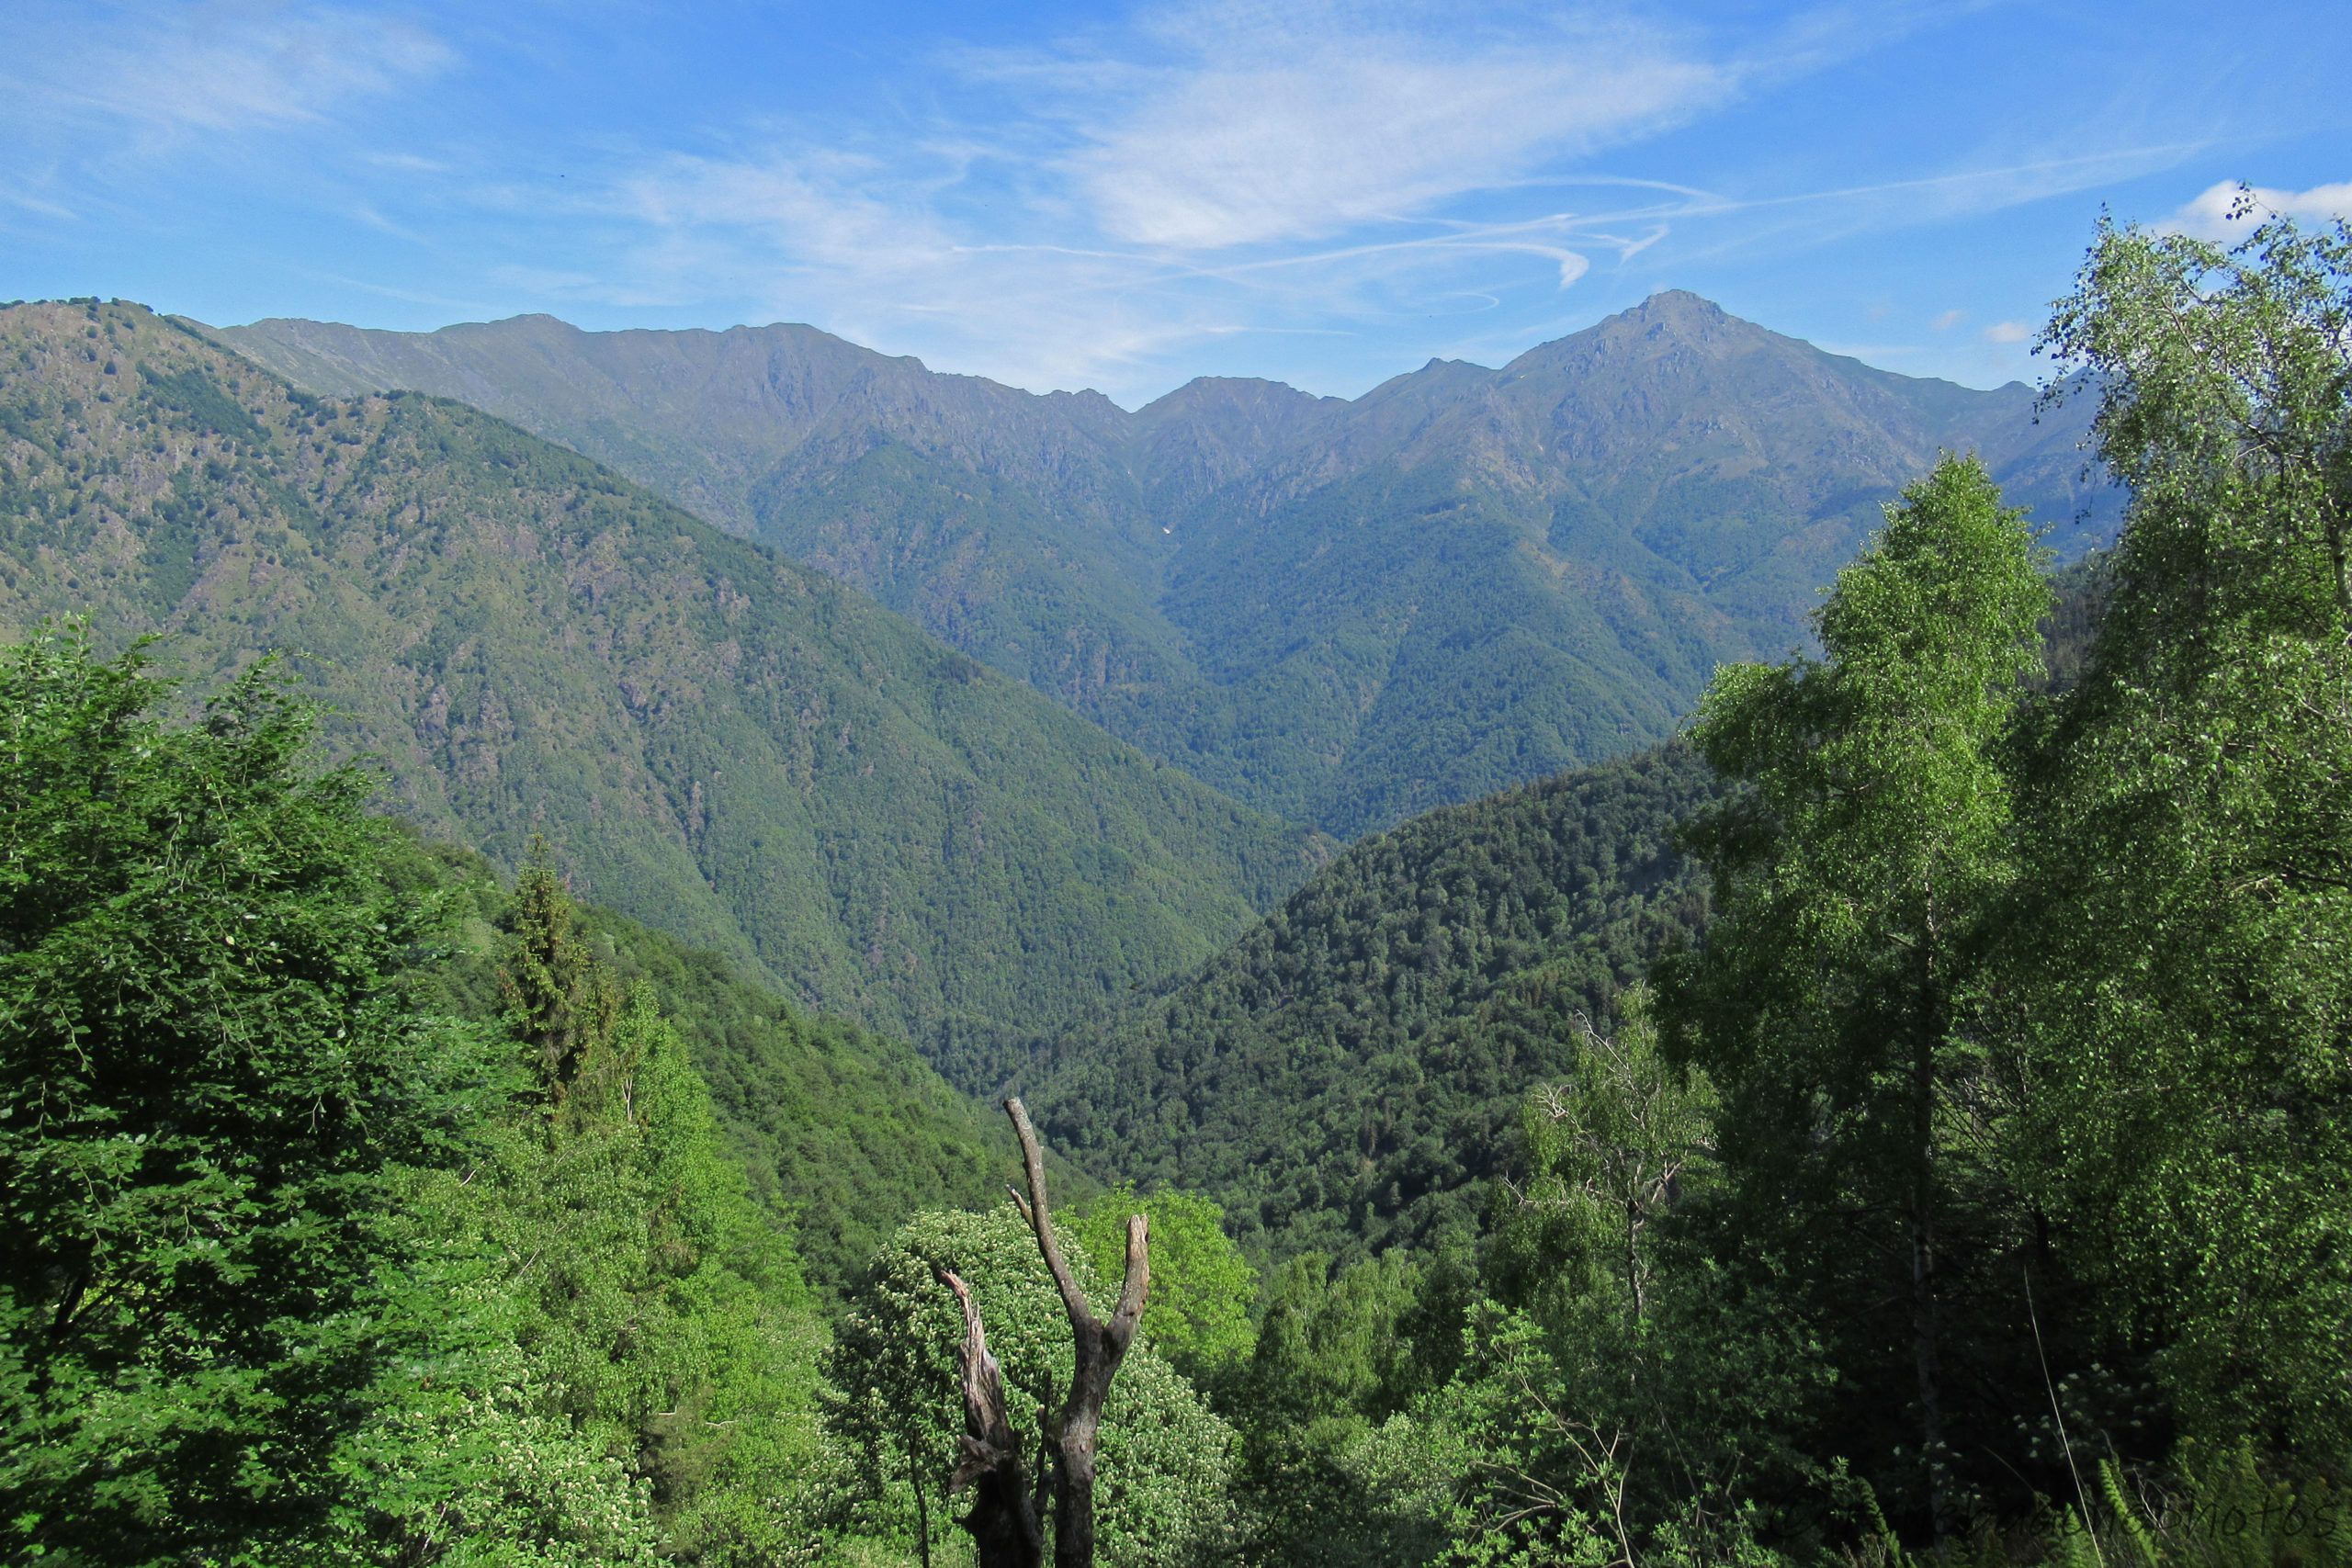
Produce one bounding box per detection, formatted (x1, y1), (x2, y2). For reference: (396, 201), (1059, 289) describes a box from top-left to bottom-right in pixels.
(939, 1098), (1149, 1568)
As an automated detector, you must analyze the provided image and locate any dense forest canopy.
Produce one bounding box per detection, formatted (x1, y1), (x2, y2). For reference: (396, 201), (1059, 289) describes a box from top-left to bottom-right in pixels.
(3, 207), (2347, 1567)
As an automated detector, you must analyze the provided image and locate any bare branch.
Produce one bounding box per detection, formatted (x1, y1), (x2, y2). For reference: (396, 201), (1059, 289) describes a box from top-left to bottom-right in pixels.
(1107, 1213), (1149, 1344)
(939, 1269), (1018, 1494)
(1004, 1098), (1091, 1331)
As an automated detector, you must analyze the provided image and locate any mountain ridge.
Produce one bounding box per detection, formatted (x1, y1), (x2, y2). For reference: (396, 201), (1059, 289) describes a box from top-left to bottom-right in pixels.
(216, 292), (2040, 419)
(209, 293), (2116, 836)
(2, 299), (1325, 1064)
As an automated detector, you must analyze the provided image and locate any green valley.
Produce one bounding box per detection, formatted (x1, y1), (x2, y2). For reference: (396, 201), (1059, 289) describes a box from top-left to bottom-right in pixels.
(1022, 743), (1714, 1262)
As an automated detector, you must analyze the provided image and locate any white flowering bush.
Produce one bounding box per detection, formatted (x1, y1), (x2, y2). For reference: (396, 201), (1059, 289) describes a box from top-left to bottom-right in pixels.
(825, 1207), (1240, 1567)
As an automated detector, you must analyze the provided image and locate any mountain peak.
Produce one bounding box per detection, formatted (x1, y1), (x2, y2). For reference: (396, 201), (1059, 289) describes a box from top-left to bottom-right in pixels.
(1498, 289), (1760, 382)
(1629, 288), (1729, 320)
(1599, 290), (1748, 344)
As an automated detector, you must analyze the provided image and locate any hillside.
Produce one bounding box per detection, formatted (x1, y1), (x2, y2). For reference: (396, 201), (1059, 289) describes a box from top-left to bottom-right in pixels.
(1014, 549), (2112, 1265)
(384, 831), (1029, 1289)
(211, 296), (2113, 836)
(1019, 744), (1716, 1262)
(0, 299), (1324, 1061)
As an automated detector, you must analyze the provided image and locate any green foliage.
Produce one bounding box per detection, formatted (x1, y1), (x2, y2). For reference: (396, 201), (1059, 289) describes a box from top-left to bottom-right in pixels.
(328, 1190), (664, 1567)
(2022, 1444), (2349, 1568)
(0, 629), (503, 1562)
(822, 1206), (1240, 1568)
(0, 626), (929, 1563)
(2016, 206), (2352, 1456)
(1486, 988), (1716, 1330)
(1247, 1251), (1430, 1432)
(377, 833), (1022, 1291)
(1074, 1185), (1257, 1387)
(470, 971), (827, 1563)
(1031, 744), (1714, 1261)
(0, 300), (1322, 1068)
(502, 841), (624, 1118)
(1661, 454), (2052, 1533)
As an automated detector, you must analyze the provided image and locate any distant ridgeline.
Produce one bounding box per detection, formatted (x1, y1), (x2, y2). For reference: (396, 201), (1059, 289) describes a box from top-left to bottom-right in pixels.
(211, 294), (2118, 837)
(0, 299), (1326, 1063)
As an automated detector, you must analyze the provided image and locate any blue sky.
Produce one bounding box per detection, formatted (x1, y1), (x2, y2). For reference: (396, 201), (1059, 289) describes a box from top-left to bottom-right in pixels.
(2, 0), (2345, 407)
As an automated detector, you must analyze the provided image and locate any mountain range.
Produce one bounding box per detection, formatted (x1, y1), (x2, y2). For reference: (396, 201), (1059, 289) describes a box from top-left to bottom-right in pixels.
(3, 291), (2120, 1137)
(0, 299), (1320, 1062)
(210, 293), (2116, 836)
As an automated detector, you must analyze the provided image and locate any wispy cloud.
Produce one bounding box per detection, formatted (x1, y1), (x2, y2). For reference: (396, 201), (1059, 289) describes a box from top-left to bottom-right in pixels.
(2158, 178), (2352, 241)
(1042, 4), (1731, 251)
(3, 4), (453, 141)
(18, 0), (2231, 401)
(565, 4), (1953, 394)
(0, 176), (76, 222)
(1930, 308), (1964, 331)
(1983, 320), (2030, 344)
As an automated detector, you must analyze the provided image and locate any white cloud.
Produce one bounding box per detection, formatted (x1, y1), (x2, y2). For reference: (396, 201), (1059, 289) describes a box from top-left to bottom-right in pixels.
(477, 5), (2210, 400)
(1051, 4), (1731, 251)
(1983, 320), (2030, 344)
(584, 3), (1801, 392)
(2159, 179), (2352, 241)
(572, 142), (1247, 392)
(618, 152), (931, 275)
(6, 5), (453, 138)
(1930, 308), (1964, 330)
(368, 152), (453, 175)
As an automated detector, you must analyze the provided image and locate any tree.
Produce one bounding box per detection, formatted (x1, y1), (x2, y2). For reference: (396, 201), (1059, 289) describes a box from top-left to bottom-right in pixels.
(1075, 1185), (1256, 1390)
(2018, 202), (2352, 1453)
(502, 840), (622, 1121)
(1224, 1248), (1441, 1567)
(486, 870), (825, 1562)
(0, 632), (492, 1561)
(825, 1200), (1238, 1568)
(1661, 456), (2051, 1537)
(1490, 989), (1715, 1330)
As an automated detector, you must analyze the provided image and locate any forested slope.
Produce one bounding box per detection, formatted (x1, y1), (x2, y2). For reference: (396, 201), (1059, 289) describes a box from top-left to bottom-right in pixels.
(1023, 548), (2110, 1265)
(0, 299), (1324, 1057)
(1025, 744), (1716, 1260)
(381, 833), (1028, 1288)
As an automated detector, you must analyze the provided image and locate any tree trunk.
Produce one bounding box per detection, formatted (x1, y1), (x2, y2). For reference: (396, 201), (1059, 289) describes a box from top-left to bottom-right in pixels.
(941, 1268), (1046, 1568)
(944, 1099), (1148, 1568)
(1912, 934), (1951, 1541)
(909, 1441), (933, 1568)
